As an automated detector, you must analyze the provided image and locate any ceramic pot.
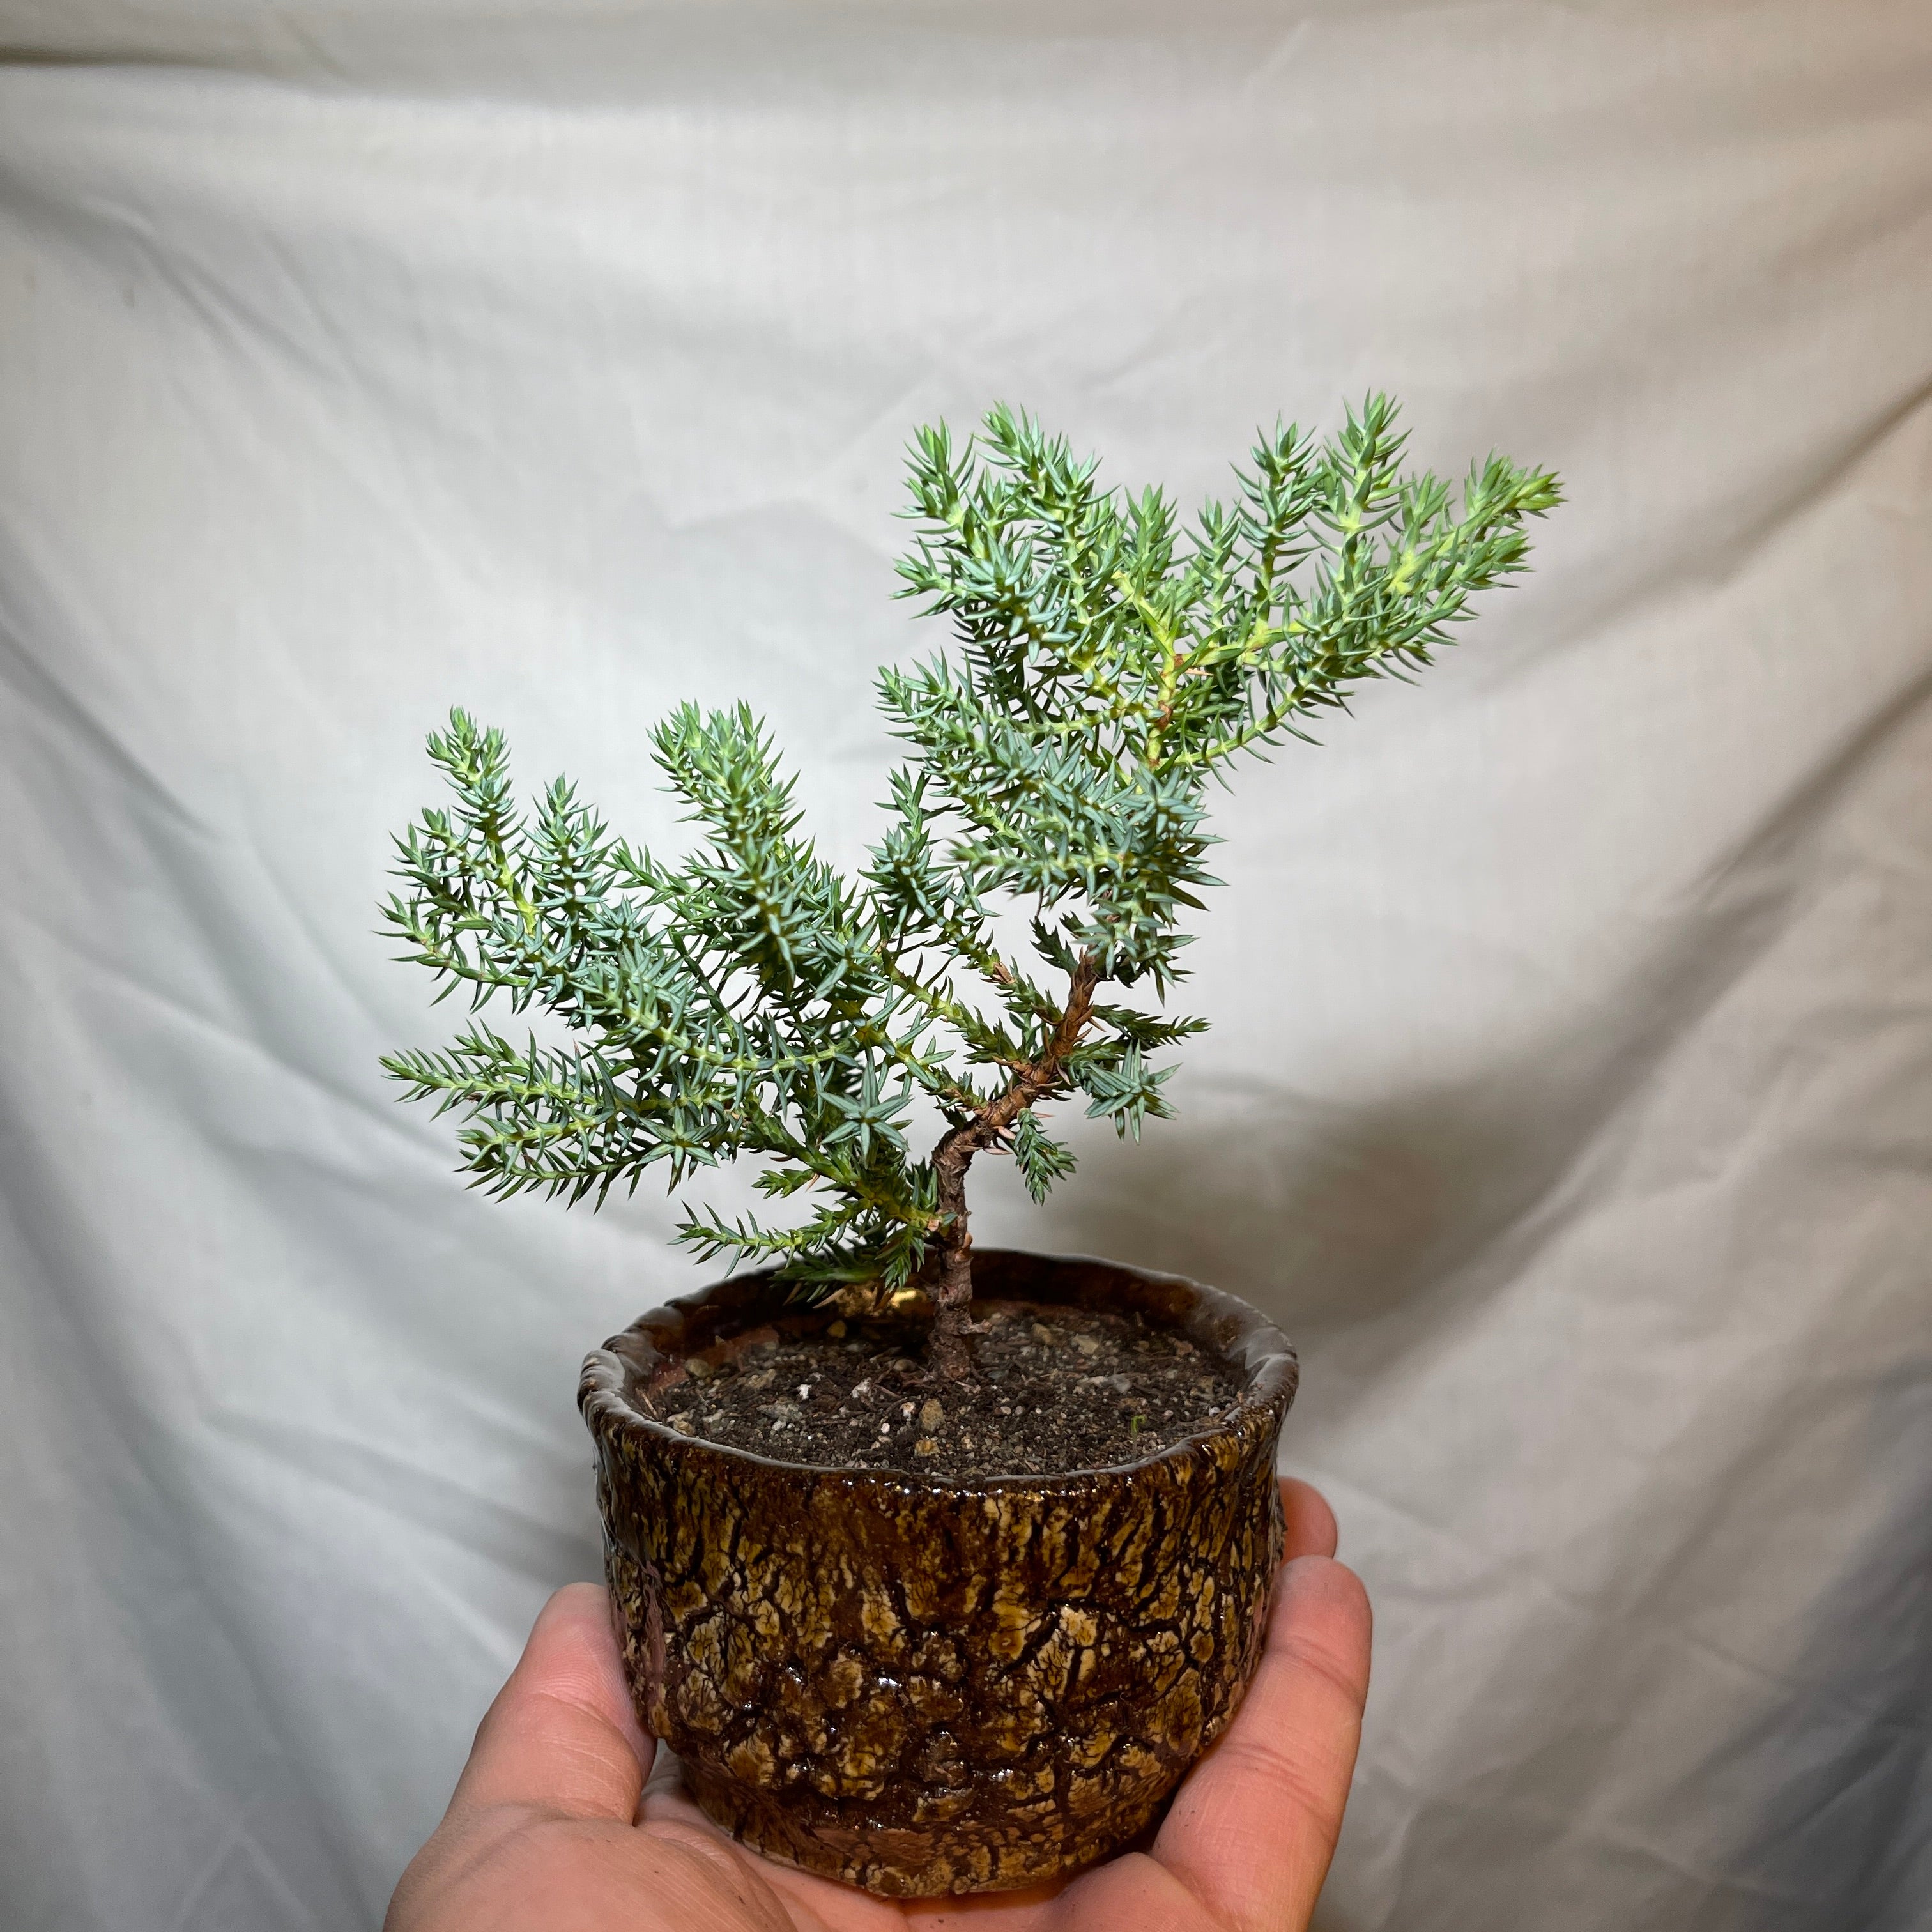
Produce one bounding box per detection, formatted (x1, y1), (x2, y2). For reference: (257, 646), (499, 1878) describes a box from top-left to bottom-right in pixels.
(578, 1248), (1297, 1897)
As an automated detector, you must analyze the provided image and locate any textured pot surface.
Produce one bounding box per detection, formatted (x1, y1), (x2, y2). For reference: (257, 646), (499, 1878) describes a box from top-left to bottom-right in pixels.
(579, 1250), (1297, 1897)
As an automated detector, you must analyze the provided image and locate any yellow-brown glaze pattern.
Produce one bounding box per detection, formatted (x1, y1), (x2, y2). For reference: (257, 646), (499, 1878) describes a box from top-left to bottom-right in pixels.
(580, 1250), (1296, 1898)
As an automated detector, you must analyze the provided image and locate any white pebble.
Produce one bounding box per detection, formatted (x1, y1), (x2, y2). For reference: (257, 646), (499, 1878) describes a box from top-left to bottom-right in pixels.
(797, 1384), (812, 1399)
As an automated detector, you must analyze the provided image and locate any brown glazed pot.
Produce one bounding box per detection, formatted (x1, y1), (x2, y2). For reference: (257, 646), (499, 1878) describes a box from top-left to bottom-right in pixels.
(578, 1248), (1298, 1898)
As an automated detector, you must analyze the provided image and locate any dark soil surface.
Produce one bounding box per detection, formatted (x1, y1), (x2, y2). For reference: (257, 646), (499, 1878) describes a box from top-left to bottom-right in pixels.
(649, 1299), (1243, 1480)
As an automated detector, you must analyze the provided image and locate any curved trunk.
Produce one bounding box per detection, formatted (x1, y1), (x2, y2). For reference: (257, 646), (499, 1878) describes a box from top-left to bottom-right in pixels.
(922, 953), (1100, 1383)
(926, 1150), (977, 1381)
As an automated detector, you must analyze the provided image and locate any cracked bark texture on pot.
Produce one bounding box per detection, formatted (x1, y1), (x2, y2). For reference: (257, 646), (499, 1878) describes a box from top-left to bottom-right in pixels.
(581, 1252), (1296, 1897)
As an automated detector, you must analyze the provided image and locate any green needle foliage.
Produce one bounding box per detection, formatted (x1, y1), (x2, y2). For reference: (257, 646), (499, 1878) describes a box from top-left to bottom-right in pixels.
(381, 397), (1559, 1371)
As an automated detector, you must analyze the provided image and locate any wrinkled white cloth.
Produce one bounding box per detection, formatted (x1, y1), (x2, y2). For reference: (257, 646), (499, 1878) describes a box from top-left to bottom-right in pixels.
(1, 4), (1928, 1928)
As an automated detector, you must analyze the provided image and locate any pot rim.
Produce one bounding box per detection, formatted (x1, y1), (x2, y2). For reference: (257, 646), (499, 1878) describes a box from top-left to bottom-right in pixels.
(579, 1246), (1297, 1492)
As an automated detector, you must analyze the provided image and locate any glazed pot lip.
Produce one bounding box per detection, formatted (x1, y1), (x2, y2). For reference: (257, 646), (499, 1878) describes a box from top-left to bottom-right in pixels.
(579, 1246), (1297, 1491)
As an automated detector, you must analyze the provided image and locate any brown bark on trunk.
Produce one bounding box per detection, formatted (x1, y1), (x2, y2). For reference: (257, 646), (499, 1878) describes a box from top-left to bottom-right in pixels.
(924, 954), (1100, 1383)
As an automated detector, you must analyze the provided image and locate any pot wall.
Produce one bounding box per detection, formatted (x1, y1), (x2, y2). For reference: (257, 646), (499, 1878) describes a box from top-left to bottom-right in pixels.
(580, 1250), (1296, 1896)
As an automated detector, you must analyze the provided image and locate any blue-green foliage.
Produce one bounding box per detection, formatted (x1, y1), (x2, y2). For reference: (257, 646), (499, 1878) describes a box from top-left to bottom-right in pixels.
(381, 399), (1560, 1289)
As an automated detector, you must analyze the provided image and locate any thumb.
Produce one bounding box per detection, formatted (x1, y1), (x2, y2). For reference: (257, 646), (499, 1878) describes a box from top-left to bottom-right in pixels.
(449, 1582), (656, 1825)
(1152, 1552), (1372, 1931)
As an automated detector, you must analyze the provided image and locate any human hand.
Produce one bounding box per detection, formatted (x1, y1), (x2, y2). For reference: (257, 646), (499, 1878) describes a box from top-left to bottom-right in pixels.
(387, 1478), (1371, 1932)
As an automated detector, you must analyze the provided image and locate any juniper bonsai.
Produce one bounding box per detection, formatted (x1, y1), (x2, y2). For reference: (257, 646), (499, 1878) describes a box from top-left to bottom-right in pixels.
(382, 398), (1559, 1379)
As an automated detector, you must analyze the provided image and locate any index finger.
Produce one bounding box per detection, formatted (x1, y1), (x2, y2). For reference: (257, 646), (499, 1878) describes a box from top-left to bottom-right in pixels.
(449, 1581), (656, 1824)
(1151, 1550), (1372, 1932)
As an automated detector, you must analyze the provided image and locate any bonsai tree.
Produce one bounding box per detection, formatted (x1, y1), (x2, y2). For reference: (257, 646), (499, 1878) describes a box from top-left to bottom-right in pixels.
(383, 399), (1558, 1379)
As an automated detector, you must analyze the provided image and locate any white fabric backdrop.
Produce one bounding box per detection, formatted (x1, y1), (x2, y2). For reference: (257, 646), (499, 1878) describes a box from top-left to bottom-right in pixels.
(3, 4), (1929, 1928)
